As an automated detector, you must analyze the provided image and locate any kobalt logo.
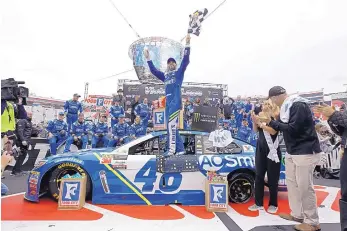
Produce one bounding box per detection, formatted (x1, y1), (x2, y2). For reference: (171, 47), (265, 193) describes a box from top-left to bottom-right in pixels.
(199, 155), (255, 171)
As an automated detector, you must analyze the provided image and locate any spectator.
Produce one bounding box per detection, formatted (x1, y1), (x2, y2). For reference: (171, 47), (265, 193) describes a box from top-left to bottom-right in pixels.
(131, 96), (140, 123)
(113, 89), (126, 109)
(223, 97), (233, 119)
(254, 98), (262, 115)
(11, 112), (34, 176)
(260, 86), (321, 231)
(314, 103), (347, 231)
(194, 98), (201, 106)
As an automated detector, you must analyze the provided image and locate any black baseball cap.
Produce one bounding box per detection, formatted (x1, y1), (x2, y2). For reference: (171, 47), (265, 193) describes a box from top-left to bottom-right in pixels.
(268, 86), (286, 98)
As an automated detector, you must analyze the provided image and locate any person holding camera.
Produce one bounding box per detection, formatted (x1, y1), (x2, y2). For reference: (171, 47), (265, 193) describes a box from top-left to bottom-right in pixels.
(314, 103), (347, 231)
(46, 112), (68, 155)
(63, 113), (88, 153)
(91, 114), (109, 148)
(10, 112), (34, 176)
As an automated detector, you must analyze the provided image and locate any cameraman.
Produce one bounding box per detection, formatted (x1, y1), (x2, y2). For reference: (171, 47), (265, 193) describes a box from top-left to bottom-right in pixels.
(1, 97), (27, 136)
(11, 112), (34, 176)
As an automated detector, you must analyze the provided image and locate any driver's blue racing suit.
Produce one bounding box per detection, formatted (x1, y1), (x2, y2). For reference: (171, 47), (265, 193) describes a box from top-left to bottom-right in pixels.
(147, 46), (190, 155)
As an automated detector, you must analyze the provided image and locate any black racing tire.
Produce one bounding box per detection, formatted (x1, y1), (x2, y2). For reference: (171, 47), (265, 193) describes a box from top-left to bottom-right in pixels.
(228, 173), (254, 204)
(48, 162), (92, 201)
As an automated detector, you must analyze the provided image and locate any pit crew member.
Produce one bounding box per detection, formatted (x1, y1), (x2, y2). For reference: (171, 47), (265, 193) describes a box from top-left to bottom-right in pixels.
(109, 100), (124, 128)
(129, 115), (146, 140)
(91, 114), (109, 148)
(64, 93), (83, 132)
(46, 112), (68, 155)
(63, 113), (88, 153)
(108, 114), (130, 147)
(135, 98), (150, 130)
(237, 119), (252, 142)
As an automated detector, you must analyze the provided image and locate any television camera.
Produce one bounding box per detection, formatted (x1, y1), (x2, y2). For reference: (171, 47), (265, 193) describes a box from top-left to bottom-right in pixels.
(1, 78), (29, 105)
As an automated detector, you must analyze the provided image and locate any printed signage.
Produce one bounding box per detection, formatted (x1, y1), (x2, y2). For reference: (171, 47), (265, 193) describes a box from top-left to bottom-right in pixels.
(205, 171), (228, 212)
(58, 177), (86, 210)
(191, 106), (218, 133)
(152, 108), (184, 131)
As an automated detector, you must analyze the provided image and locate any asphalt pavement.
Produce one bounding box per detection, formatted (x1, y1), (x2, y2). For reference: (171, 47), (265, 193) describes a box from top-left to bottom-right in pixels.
(1, 171), (341, 231)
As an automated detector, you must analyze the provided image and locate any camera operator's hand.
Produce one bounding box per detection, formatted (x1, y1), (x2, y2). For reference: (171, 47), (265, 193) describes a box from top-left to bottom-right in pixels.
(22, 140), (28, 146)
(48, 133), (53, 139)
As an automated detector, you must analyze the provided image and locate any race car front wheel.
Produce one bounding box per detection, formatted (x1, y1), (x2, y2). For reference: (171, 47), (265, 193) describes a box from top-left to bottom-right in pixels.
(228, 173), (254, 204)
(48, 163), (92, 201)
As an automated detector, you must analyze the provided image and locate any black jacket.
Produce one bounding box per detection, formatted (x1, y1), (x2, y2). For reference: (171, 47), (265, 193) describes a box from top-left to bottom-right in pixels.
(131, 100), (140, 115)
(16, 118), (33, 142)
(269, 102), (321, 155)
(328, 110), (347, 149)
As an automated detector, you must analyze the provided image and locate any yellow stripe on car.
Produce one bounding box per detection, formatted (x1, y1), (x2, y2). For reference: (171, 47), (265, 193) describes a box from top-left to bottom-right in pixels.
(93, 152), (152, 205)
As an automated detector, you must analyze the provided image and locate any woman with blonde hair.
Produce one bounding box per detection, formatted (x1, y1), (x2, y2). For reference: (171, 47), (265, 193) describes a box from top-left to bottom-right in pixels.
(248, 99), (282, 214)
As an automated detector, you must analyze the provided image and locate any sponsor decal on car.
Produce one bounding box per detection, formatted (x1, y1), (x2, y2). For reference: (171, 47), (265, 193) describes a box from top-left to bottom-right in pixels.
(54, 157), (84, 165)
(32, 160), (47, 170)
(100, 154), (112, 164)
(99, 170), (110, 194)
(199, 155), (255, 171)
(28, 171), (40, 196)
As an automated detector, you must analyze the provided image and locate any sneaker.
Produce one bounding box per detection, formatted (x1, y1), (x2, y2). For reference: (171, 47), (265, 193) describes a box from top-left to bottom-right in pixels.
(248, 204), (264, 211)
(267, 205), (278, 214)
(10, 172), (17, 176)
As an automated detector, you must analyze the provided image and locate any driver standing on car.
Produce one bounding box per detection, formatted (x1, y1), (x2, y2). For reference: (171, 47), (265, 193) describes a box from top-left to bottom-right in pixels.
(108, 115), (130, 147)
(91, 114), (109, 148)
(63, 113), (88, 153)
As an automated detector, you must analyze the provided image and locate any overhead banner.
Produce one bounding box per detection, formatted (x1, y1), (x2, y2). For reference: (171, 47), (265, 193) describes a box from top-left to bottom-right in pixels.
(191, 106), (218, 133)
(123, 84), (223, 109)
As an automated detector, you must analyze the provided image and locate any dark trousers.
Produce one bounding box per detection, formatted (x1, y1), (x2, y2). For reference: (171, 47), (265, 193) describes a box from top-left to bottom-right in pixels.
(255, 149), (281, 207)
(131, 114), (136, 123)
(340, 148), (347, 231)
(12, 145), (28, 173)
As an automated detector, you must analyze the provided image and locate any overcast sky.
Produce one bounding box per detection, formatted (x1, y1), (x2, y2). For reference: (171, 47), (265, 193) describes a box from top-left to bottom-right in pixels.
(1, 0), (347, 100)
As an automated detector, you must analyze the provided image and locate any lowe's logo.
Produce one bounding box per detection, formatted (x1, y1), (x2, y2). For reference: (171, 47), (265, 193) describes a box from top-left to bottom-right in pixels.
(198, 155), (255, 171)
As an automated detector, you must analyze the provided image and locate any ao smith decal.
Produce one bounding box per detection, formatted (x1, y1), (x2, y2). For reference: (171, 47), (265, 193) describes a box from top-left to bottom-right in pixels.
(199, 155), (255, 171)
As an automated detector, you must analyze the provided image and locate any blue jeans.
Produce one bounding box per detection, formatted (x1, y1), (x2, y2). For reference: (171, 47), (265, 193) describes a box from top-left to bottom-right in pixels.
(91, 136), (109, 148)
(49, 135), (67, 155)
(64, 135), (88, 153)
(1, 183), (9, 195)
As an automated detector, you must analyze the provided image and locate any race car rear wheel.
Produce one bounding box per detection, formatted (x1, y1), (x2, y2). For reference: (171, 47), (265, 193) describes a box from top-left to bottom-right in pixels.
(228, 173), (254, 204)
(48, 162), (92, 201)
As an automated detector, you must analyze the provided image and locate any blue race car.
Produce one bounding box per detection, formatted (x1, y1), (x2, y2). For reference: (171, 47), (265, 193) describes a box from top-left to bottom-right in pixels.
(25, 130), (286, 205)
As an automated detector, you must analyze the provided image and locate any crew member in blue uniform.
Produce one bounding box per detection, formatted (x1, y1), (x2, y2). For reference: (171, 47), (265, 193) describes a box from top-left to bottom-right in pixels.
(64, 113), (88, 153)
(46, 112), (68, 155)
(234, 95), (245, 114)
(108, 115), (130, 147)
(245, 97), (253, 113)
(145, 34), (191, 156)
(91, 114), (109, 148)
(229, 113), (238, 136)
(237, 119), (252, 142)
(129, 115), (146, 140)
(109, 100), (124, 128)
(64, 93), (83, 132)
(135, 98), (150, 130)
